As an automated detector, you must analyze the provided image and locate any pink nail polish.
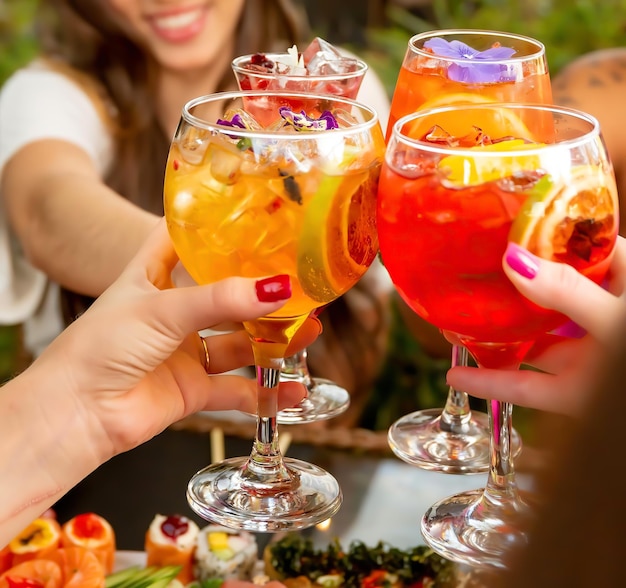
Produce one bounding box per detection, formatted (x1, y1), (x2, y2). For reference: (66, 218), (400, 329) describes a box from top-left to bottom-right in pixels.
(505, 242), (539, 279)
(256, 275), (291, 302)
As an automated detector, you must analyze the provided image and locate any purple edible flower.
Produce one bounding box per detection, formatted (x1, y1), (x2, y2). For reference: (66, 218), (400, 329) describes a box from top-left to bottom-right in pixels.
(216, 113), (247, 129)
(424, 37), (517, 83)
(279, 106), (338, 131)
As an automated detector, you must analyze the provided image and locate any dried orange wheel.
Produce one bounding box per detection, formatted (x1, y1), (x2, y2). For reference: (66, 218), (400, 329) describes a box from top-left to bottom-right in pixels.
(509, 166), (619, 271)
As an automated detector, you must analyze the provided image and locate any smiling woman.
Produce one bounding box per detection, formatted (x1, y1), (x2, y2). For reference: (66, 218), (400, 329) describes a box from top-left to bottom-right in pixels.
(0, 0), (391, 528)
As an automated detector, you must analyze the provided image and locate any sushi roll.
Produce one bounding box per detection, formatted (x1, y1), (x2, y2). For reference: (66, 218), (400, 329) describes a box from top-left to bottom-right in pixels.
(193, 525), (257, 582)
(60, 513), (116, 574)
(8, 518), (61, 566)
(145, 514), (199, 585)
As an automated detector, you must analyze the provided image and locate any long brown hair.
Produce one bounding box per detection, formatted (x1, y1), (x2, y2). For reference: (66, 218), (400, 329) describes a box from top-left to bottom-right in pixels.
(35, 0), (388, 405)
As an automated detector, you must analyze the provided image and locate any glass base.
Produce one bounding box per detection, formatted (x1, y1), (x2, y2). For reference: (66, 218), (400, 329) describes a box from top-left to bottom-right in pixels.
(388, 409), (522, 474)
(276, 378), (350, 424)
(421, 488), (530, 569)
(187, 456), (342, 532)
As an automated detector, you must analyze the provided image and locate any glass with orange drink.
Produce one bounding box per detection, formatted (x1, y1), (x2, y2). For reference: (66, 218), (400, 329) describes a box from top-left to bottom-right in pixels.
(385, 30), (552, 474)
(164, 90), (384, 530)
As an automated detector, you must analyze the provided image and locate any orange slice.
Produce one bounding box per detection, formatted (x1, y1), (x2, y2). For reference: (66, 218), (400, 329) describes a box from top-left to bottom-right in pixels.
(0, 560), (62, 588)
(297, 164), (379, 304)
(9, 520), (61, 567)
(509, 166), (619, 270)
(404, 93), (533, 143)
(45, 548), (105, 588)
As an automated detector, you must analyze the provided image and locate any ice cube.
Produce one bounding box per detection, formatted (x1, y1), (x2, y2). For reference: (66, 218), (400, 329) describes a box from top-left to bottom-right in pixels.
(177, 127), (211, 165)
(219, 108), (262, 131)
(208, 142), (243, 185)
(303, 37), (360, 75)
(332, 108), (359, 129)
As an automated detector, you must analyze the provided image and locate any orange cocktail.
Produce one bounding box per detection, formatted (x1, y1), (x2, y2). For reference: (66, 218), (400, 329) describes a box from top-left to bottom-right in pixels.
(168, 90), (384, 532)
(387, 30), (552, 138)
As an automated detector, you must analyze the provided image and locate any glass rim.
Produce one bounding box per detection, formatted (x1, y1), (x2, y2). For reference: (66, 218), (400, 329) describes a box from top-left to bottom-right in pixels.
(181, 90), (379, 138)
(392, 102), (601, 157)
(407, 28), (546, 63)
(231, 53), (369, 82)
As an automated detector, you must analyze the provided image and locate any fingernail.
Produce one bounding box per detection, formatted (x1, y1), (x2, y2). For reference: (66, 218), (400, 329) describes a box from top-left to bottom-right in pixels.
(505, 242), (539, 279)
(256, 275), (291, 302)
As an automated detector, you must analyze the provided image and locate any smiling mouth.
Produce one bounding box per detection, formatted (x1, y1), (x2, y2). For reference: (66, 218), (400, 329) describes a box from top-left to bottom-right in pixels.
(148, 5), (208, 40)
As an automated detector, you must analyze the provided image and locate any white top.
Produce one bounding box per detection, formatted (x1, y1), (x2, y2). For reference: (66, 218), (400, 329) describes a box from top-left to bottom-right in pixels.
(0, 60), (390, 357)
(0, 61), (113, 355)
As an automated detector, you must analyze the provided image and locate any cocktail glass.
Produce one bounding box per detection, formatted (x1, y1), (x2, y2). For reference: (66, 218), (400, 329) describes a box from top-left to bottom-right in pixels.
(164, 90), (385, 531)
(231, 42), (369, 424)
(377, 103), (618, 566)
(385, 29), (552, 473)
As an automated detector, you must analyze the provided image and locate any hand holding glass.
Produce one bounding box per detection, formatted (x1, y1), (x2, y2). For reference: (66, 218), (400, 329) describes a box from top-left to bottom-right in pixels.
(163, 90), (384, 531)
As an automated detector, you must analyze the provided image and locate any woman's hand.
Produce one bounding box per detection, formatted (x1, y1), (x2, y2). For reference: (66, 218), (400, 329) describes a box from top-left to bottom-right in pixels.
(445, 237), (626, 415)
(32, 220), (319, 459)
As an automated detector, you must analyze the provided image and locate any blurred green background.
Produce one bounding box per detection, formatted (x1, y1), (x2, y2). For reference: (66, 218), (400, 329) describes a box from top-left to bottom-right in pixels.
(1, 0), (625, 431)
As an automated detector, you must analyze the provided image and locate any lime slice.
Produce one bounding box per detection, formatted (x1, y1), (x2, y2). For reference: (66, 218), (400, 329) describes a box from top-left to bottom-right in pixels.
(509, 165), (618, 266)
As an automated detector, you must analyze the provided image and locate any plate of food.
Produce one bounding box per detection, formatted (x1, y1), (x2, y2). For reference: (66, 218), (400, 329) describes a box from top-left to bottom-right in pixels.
(1, 512), (460, 588)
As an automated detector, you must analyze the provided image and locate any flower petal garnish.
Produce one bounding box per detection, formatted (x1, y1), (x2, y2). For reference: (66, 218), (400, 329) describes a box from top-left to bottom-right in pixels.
(424, 37), (518, 84)
(216, 113), (247, 129)
(279, 107), (338, 131)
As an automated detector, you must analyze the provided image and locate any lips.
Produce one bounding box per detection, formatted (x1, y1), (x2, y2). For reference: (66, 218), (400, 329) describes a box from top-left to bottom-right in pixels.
(147, 5), (208, 43)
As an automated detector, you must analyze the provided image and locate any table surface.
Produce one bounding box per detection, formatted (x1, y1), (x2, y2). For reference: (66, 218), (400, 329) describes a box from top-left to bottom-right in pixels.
(53, 418), (506, 552)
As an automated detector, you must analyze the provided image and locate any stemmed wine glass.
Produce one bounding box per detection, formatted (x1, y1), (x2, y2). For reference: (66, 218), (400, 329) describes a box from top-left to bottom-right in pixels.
(377, 102), (619, 565)
(163, 90), (385, 531)
(385, 29), (552, 473)
(231, 45), (369, 424)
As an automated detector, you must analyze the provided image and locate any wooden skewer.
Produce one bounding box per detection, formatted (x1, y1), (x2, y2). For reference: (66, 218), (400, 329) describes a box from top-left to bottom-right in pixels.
(210, 427), (225, 463)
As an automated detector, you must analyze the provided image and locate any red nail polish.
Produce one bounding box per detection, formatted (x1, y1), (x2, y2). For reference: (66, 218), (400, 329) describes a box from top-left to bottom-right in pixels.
(256, 275), (291, 302)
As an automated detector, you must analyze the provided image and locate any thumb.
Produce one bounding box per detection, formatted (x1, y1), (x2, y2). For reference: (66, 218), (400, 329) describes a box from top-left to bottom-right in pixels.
(502, 242), (623, 343)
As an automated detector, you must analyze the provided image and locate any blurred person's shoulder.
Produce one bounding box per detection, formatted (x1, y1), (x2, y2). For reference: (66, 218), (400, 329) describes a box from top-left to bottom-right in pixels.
(1, 58), (116, 130)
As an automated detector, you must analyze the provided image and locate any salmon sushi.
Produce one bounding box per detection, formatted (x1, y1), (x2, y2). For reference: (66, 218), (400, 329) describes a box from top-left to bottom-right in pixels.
(145, 514), (199, 585)
(60, 513), (116, 574)
(9, 518), (61, 566)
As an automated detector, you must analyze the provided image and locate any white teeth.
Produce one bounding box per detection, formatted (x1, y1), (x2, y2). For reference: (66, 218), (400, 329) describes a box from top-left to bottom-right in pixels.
(153, 8), (202, 30)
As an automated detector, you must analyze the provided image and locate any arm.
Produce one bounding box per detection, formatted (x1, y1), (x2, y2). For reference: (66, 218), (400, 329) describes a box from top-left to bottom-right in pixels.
(2, 140), (158, 296)
(0, 221), (318, 546)
(0, 65), (159, 297)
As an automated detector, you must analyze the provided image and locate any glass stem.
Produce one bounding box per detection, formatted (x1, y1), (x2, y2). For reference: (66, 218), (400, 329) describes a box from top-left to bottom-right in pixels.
(483, 398), (520, 508)
(242, 360), (295, 490)
(281, 349), (313, 388)
(439, 344), (473, 433)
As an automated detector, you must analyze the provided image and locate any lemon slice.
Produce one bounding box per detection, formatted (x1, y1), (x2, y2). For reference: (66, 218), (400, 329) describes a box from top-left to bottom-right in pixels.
(439, 139), (544, 186)
(405, 94), (533, 141)
(509, 165), (618, 267)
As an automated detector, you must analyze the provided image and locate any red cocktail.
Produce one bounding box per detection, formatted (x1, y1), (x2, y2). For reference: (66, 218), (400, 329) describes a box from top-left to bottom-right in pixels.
(378, 103), (618, 566)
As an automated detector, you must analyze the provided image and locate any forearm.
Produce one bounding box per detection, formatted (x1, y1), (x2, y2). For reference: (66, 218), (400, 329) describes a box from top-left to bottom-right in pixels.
(27, 173), (160, 295)
(0, 366), (106, 547)
(2, 141), (160, 296)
